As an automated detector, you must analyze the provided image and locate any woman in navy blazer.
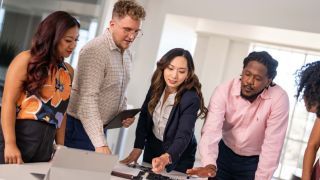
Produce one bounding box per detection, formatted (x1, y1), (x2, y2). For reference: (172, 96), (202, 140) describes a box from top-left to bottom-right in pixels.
(121, 48), (207, 173)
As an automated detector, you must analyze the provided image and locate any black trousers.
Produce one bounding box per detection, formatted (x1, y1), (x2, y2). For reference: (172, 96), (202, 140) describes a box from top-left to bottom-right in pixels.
(210, 140), (259, 180)
(0, 120), (56, 164)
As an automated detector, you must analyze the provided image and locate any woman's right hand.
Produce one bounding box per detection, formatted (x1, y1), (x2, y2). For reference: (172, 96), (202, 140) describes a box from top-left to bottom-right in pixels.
(4, 143), (24, 164)
(120, 148), (142, 164)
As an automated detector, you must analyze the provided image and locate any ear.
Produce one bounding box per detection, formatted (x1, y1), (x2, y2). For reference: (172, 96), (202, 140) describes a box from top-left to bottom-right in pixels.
(109, 20), (115, 28)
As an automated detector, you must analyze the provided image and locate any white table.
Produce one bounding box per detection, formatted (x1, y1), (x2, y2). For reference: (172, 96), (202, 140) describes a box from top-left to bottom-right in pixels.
(0, 162), (199, 180)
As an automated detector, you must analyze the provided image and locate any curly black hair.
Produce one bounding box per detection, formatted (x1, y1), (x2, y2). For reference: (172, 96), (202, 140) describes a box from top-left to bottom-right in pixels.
(296, 61), (320, 118)
(243, 51), (278, 87)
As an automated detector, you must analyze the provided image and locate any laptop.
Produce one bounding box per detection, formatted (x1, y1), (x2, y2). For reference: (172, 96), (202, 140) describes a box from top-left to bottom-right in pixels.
(45, 146), (118, 180)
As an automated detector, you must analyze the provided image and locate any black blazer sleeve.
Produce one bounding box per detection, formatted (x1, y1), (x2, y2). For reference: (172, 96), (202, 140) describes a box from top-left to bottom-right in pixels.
(133, 87), (152, 149)
(166, 91), (200, 164)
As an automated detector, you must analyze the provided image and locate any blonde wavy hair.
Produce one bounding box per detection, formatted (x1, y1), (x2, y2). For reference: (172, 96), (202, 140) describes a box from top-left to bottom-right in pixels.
(112, 0), (146, 20)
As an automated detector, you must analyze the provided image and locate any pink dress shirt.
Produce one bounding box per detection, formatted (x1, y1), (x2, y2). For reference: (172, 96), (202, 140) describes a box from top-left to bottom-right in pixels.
(199, 78), (289, 180)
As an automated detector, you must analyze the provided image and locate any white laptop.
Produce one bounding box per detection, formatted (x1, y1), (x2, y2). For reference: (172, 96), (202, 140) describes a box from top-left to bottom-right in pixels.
(45, 146), (118, 180)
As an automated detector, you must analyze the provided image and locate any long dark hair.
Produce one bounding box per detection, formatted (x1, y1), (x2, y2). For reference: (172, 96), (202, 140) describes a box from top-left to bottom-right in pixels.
(24, 11), (80, 96)
(296, 61), (320, 117)
(148, 48), (208, 119)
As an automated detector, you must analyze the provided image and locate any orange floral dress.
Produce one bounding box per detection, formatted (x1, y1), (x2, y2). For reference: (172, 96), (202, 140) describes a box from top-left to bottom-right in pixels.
(16, 63), (71, 128)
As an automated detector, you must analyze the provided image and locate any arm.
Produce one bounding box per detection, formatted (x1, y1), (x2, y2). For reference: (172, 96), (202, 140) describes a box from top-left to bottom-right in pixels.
(187, 86), (226, 177)
(55, 62), (74, 145)
(1, 51), (30, 164)
(199, 86), (226, 167)
(55, 113), (67, 145)
(255, 93), (289, 180)
(75, 48), (107, 149)
(165, 94), (200, 164)
(151, 93), (200, 173)
(302, 117), (320, 180)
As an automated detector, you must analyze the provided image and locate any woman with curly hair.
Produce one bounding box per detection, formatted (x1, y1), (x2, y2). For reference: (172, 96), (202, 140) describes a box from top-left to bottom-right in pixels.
(121, 48), (208, 173)
(296, 61), (320, 180)
(0, 11), (79, 164)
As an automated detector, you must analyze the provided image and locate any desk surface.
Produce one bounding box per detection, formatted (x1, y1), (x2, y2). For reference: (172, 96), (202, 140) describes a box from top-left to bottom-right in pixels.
(0, 162), (201, 180)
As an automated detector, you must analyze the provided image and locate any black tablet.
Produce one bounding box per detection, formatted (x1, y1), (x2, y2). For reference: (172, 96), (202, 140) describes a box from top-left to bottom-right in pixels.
(103, 108), (141, 129)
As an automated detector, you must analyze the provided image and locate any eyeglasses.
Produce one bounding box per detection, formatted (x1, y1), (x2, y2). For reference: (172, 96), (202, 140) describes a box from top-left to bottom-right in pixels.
(116, 22), (143, 38)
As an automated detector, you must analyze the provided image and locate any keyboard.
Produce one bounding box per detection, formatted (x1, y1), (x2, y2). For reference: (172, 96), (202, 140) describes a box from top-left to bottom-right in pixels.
(127, 164), (185, 180)
(146, 172), (172, 180)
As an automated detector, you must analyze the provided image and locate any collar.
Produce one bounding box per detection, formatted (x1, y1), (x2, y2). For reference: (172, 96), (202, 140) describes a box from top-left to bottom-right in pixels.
(104, 29), (121, 52)
(160, 90), (177, 105)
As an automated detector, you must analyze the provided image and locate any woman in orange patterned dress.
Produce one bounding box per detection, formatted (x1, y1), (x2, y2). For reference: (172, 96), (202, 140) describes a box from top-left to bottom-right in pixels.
(0, 11), (80, 164)
(296, 61), (320, 180)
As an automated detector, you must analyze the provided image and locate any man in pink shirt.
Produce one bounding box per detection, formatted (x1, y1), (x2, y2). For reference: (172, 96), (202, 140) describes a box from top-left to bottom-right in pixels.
(187, 51), (289, 180)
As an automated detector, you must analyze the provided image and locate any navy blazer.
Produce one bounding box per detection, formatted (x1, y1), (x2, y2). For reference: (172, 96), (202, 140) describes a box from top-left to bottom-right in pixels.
(134, 88), (200, 172)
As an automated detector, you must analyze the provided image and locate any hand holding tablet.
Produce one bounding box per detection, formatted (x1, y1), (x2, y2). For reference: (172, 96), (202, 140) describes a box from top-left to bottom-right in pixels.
(103, 108), (141, 129)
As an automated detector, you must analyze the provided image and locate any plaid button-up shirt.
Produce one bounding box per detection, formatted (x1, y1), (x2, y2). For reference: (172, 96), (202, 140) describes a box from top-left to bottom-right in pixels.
(68, 30), (132, 147)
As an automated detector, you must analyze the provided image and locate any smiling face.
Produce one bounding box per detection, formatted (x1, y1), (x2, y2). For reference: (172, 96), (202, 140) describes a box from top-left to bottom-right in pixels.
(241, 60), (271, 97)
(109, 15), (141, 51)
(57, 26), (79, 58)
(163, 56), (189, 93)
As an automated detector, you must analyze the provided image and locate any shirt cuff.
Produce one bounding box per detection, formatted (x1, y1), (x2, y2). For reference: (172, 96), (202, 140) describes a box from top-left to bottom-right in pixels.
(255, 172), (272, 180)
(201, 159), (217, 167)
(91, 134), (107, 148)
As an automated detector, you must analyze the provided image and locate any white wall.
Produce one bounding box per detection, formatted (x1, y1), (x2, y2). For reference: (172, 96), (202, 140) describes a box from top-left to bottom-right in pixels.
(156, 14), (198, 59)
(153, 0), (320, 34)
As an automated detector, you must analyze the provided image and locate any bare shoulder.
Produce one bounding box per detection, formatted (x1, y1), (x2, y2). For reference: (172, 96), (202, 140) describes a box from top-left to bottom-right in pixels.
(9, 50), (32, 68)
(7, 51), (32, 74)
(5, 50), (32, 83)
(64, 62), (74, 80)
